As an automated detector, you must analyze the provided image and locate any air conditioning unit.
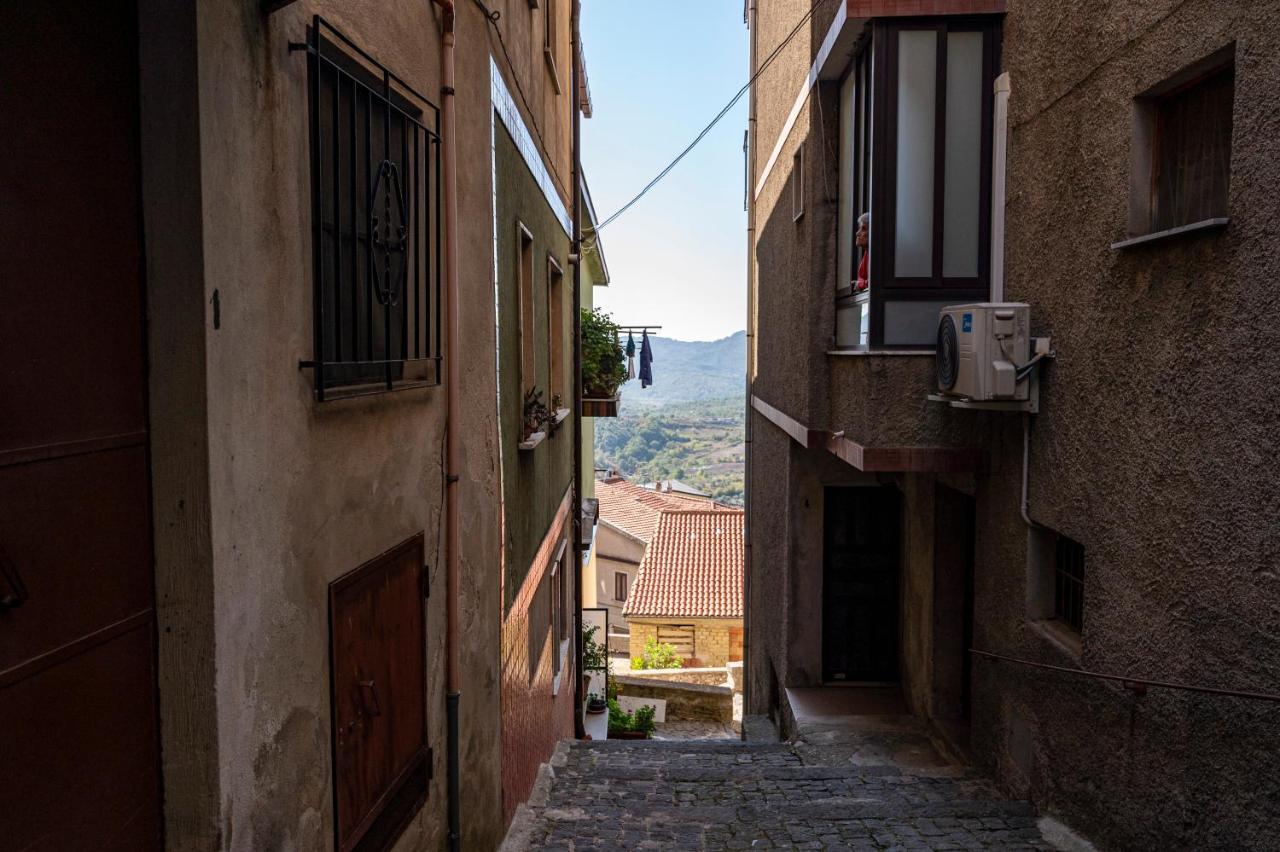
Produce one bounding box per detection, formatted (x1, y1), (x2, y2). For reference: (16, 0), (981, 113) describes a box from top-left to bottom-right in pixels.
(935, 303), (1032, 402)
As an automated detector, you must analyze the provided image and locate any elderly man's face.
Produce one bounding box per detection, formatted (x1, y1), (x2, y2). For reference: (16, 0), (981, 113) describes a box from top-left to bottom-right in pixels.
(856, 221), (868, 248)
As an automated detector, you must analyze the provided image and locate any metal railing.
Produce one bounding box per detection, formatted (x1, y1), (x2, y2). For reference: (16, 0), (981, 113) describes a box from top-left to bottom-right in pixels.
(294, 17), (442, 400)
(971, 648), (1280, 702)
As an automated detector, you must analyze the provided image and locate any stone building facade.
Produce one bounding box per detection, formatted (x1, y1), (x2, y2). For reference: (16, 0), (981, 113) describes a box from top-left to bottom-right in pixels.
(627, 618), (742, 670)
(745, 1), (1280, 849)
(1, 1), (593, 850)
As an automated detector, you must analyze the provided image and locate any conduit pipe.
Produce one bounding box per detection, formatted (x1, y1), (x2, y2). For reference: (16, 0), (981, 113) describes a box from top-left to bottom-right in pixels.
(570, 0), (586, 741)
(1020, 412), (1043, 531)
(430, 0), (462, 849)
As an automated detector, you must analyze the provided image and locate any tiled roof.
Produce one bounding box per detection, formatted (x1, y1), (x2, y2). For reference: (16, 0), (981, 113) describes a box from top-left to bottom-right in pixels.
(595, 477), (731, 542)
(623, 509), (744, 620)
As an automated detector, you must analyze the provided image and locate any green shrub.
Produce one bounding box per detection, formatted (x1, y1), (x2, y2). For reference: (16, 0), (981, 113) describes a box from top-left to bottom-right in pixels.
(607, 699), (657, 737)
(581, 308), (627, 398)
(633, 638), (683, 671)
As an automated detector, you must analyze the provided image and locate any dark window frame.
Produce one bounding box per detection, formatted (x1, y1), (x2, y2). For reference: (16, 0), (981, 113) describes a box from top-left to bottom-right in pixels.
(867, 17), (1001, 349)
(1053, 534), (1085, 634)
(614, 570), (628, 603)
(298, 17), (442, 400)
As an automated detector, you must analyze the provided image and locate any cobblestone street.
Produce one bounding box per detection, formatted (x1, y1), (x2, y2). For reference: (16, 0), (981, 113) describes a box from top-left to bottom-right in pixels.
(501, 729), (1063, 851)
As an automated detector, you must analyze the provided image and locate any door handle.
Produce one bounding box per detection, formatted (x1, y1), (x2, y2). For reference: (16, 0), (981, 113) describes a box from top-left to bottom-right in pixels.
(0, 542), (29, 610)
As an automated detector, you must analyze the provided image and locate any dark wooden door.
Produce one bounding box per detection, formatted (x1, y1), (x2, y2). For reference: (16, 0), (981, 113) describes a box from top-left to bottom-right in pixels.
(330, 535), (428, 852)
(823, 487), (901, 682)
(0, 3), (161, 848)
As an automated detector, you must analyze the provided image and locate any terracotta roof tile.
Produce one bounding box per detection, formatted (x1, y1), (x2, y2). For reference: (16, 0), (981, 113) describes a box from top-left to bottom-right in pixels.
(595, 477), (732, 542)
(623, 509), (744, 620)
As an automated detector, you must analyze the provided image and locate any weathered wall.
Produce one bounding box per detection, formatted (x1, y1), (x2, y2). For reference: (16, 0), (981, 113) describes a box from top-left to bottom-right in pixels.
(613, 677), (735, 723)
(147, 1), (519, 849)
(970, 2), (1280, 848)
(748, 0), (1280, 849)
(493, 117), (575, 610)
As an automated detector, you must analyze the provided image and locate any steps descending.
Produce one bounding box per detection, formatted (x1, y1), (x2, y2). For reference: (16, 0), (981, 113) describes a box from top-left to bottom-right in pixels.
(502, 739), (1056, 850)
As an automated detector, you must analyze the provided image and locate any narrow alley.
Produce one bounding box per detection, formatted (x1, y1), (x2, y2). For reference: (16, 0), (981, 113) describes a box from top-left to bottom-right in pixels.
(503, 688), (1085, 850)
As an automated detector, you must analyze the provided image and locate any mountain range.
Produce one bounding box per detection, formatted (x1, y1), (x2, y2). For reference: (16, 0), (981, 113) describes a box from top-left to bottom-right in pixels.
(616, 330), (746, 407)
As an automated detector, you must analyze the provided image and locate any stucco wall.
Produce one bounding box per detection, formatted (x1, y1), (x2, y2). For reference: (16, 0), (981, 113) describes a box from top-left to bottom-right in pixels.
(594, 522), (644, 628)
(747, 1), (1280, 849)
(146, 0), (576, 849)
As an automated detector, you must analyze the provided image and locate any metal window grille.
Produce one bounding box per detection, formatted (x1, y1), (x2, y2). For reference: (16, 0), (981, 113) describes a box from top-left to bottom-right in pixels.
(295, 18), (442, 400)
(1053, 535), (1085, 634)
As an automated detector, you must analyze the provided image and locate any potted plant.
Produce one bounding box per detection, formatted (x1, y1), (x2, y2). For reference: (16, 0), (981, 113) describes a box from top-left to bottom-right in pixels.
(608, 700), (656, 740)
(520, 387), (555, 448)
(580, 308), (627, 417)
(586, 693), (607, 714)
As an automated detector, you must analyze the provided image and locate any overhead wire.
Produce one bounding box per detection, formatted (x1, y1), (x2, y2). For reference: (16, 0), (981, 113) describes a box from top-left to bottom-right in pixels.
(594, 0), (835, 232)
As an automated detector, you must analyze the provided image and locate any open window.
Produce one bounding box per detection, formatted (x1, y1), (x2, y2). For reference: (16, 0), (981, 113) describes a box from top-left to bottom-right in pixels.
(835, 19), (1001, 349)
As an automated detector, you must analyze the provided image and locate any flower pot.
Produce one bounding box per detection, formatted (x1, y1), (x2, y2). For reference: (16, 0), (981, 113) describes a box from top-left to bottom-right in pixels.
(581, 394), (620, 418)
(608, 729), (648, 740)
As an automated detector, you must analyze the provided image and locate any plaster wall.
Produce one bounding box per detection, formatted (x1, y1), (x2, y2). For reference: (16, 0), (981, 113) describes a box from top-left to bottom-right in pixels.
(594, 522), (644, 628)
(146, 1), (518, 849)
(747, 0), (1280, 848)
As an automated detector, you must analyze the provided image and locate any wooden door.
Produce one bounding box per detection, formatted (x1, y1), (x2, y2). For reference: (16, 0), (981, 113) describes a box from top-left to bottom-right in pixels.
(822, 487), (902, 682)
(0, 2), (162, 848)
(330, 535), (428, 852)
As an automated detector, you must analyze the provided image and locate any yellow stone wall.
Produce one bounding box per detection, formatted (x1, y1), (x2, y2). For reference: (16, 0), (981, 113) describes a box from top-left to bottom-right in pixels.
(627, 618), (742, 668)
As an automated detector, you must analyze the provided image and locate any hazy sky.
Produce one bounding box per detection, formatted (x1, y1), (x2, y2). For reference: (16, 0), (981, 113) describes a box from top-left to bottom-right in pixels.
(581, 0), (748, 343)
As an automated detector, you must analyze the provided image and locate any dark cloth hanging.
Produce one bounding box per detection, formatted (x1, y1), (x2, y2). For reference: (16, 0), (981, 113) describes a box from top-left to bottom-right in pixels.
(625, 332), (637, 380)
(639, 330), (654, 388)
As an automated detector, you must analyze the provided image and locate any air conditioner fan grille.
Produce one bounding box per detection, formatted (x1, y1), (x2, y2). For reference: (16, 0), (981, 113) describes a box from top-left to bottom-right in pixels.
(937, 314), (959, 391)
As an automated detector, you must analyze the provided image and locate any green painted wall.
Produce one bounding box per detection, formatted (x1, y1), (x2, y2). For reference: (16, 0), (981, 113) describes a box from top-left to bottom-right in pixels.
(494, 119), (574, 611)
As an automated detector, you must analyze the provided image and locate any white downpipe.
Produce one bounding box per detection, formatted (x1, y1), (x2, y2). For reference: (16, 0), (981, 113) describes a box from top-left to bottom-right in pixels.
(990, 72), (1011, 303)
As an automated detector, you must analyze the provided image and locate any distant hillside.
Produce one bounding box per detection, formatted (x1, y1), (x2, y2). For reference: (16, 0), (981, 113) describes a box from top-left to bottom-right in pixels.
(617, 331), (745, 408)
(595, 397), (745, 505)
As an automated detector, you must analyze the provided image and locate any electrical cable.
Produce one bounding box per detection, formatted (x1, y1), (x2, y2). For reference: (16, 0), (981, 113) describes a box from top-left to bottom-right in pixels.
(472, 0), (571, 197)
(595, 0), (836, 232)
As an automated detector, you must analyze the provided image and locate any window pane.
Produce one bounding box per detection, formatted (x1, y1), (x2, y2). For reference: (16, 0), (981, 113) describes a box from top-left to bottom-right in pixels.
(894, 30), (937, 278)
(943, 31), (983, 278)
(838, 72), (856, 290)
(882, 299), (957, 346)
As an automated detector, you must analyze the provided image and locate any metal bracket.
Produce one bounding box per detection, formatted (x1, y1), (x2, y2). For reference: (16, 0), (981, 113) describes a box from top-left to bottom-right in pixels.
(927, 338), (1049, 414)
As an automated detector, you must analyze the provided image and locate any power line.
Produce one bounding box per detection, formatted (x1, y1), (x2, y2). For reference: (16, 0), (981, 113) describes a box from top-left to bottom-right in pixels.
(594, 0), (834, 232)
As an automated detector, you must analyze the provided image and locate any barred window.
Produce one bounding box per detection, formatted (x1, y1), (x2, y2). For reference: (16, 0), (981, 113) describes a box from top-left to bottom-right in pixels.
(1053, 535), (1085, 635)
(298, 18), (441, 399)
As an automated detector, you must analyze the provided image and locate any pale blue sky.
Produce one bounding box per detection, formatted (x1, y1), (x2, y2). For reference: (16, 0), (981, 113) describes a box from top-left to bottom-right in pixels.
(581, 0), (748, 343)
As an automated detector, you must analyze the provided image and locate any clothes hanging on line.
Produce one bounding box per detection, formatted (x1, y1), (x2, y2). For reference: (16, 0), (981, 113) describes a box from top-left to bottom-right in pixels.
(625, 331), (637, 380)
(639, 330), (654, 388)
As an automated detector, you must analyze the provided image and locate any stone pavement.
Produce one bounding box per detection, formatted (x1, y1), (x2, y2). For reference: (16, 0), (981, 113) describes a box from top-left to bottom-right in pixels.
(501, 736), (1062, 851)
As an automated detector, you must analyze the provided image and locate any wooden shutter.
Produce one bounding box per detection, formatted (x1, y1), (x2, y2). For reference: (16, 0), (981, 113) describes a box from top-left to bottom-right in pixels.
(330, 534), (427, 852)
(656, 625), (695, 659)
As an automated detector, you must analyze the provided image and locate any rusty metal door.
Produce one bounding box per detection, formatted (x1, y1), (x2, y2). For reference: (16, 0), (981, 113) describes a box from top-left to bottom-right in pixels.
(0, 3), (162, 848)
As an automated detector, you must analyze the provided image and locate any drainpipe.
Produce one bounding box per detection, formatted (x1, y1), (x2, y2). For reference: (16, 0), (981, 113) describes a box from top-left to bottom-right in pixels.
(430, 1), (462, 849)
(990, 72), (1011, 303)
(1020, 412), (1043, 531)
(570, 0), (586, 740)
(741, 0), (758, 722)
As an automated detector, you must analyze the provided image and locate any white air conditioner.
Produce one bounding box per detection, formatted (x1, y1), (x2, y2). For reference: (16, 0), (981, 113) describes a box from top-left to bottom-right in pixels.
(935, 303), (1032, 402)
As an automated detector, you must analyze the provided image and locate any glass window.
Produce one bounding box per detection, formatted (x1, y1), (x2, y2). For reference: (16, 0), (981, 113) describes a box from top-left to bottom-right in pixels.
(893, 30), (937, 279)
(943, 31), (984, 278)
(838, 72), (857, 290)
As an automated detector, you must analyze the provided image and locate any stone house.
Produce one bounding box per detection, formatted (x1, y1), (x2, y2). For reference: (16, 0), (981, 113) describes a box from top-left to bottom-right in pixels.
(625, 509), (745, 668)
(587, 475), (732, 634)
(745, 0), (1279, 849)
(0, 1), (597, 849)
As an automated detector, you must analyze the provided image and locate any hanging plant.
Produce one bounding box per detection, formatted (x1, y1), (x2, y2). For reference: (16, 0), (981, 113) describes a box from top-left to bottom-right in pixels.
(580, 308), (627, 399)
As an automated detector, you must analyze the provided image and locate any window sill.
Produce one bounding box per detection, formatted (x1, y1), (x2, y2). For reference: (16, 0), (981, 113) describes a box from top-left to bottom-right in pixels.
(1028, 618), (1082, 663)
(551, 638), (571, 695)
(518, 431), (547, 451)
(827, 348), (934, 357)
(1111, 217), (1229, 250)
(553, 407), (570, 426)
